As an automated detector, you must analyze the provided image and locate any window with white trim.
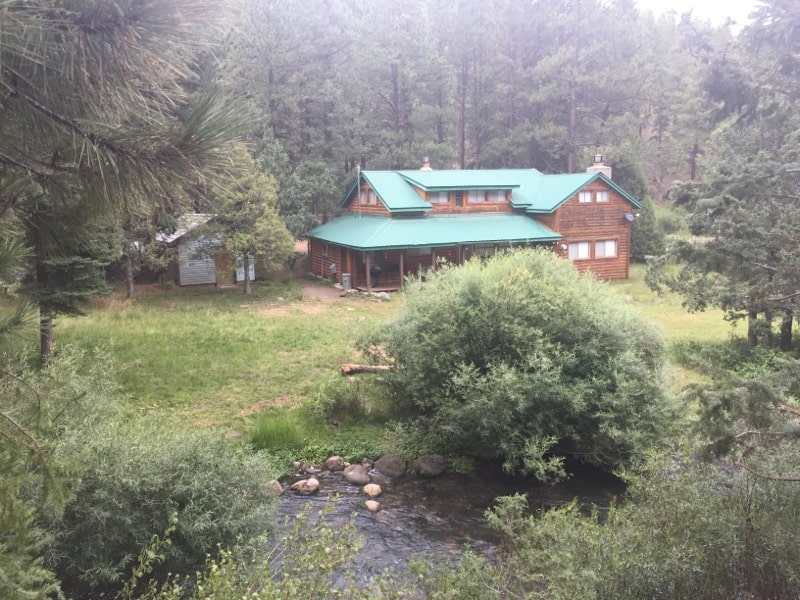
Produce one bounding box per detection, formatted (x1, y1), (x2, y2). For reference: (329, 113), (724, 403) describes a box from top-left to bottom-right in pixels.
(368, 189), (377, 205)
(594, 239), (617, 258)
(428, 191), (448, 204)
(568, 241), (590, 260)
(596, 190), (609, 203)
(578, 191), (592, 203)
(467, 190), (486, 203)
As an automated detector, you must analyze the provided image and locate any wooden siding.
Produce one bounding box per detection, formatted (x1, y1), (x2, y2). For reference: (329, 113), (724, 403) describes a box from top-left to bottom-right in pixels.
(177, 237), (216, 285)
(309, 239), (342, 283)
(347, 183), (391, 216)
(547, 183), (633, 280)
(427, 190), (513, 214)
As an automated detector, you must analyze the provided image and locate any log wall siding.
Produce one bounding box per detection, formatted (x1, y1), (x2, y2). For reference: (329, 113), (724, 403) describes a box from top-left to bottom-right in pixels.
(548, 185), (633, 280)
(346, 184), (392, 216)
(309, 239), (342, 283)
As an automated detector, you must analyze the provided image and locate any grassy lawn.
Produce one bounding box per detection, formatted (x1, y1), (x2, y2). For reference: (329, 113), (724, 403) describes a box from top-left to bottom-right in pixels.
(36, 263), (737, 433)
(54, 277), (398, 431)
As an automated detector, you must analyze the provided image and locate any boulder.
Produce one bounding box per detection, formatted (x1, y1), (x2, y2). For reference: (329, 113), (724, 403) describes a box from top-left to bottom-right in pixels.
(413, 454), (447, 477)
(364, 500), (382, 512)
(343, 463), (371, 485)
(324, 455), (346, 471)
(363, 483), (382, 497)
(290, 477), (320, 495)
(266, 479), (284, 496)
(375, 454), (406, 478)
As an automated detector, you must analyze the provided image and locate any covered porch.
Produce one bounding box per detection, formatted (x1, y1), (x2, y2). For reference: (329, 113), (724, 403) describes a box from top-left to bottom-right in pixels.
(307, 212), (561, 291)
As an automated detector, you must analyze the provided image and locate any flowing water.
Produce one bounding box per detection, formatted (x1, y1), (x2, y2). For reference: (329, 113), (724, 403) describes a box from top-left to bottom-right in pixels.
(277, 461), (625, 579)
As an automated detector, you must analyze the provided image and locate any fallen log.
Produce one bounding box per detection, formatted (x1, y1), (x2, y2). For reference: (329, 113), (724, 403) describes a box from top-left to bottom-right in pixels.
(340, 364), (392, 376)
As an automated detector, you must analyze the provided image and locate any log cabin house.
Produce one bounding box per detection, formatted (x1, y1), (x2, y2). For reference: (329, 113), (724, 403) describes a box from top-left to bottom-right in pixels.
(307, 157), (642, 291)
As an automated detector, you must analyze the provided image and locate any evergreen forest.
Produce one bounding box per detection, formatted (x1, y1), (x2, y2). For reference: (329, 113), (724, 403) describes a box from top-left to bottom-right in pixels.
(3, 0), (800, 598)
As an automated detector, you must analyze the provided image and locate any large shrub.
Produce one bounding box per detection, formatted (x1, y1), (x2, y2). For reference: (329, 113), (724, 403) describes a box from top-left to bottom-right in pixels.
(362, 249), (671, 478)
(45, 416), (280, 596)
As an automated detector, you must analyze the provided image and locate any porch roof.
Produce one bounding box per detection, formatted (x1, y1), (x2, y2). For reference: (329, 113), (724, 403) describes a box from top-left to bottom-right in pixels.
(308, 213), (561, 251)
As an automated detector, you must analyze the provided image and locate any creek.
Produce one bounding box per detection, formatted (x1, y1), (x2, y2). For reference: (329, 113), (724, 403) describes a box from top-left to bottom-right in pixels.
(277, 460), (625, 579)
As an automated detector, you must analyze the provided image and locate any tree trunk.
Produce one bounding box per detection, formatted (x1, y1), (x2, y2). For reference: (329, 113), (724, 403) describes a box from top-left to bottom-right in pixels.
(341, 364), (392, 375)
(39, 311), (53, 366)
(568, 74), (577, 173)
(747, 310), (758, 349)
(458, 57), (468, 169)
(243, 254), (252, 295)
(125, 256), (135, 300)
(780, 309), (793, 351)
(761, 309), (772, 348)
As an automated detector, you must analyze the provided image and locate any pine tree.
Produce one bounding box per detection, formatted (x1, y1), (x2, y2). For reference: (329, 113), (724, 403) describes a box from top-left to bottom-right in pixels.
(0, 0), (240, 363)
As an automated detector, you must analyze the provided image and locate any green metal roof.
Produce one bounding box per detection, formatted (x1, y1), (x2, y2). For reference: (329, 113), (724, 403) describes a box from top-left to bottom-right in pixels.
(517, 171), (642, 213)
(397, 169), (525, 191)
(341, 168), (641, 214)
(308, 213), (561, 251)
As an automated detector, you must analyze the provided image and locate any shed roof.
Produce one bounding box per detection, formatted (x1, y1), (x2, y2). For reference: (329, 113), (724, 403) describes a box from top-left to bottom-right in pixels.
(155, 213), (213, 244)
(308, 213), (560, 251)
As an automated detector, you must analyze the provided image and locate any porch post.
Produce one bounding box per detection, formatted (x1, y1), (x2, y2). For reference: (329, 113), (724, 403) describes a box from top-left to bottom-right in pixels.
(400, 252), (405, 289)
(366, 252), (372, 291)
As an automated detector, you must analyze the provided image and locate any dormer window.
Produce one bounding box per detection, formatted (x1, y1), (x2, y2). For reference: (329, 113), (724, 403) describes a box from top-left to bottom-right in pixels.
(487, 190), (506, 202)
(359, 187), (378, 205)
(466, 190), (508, 203)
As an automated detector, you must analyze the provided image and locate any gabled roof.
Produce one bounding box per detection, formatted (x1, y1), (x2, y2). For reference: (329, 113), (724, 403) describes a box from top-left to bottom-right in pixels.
(308, 213), (560, 251)
(155, 213), (213, 244)
(340, 168), (641, 214)
(515, 171), (642, 213)
(340, 171), (431, 213)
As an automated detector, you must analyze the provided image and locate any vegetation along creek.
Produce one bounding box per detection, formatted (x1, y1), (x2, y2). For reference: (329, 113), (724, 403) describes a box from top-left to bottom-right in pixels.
(277, 458), (625, 579)
(5, 0), (800, 598)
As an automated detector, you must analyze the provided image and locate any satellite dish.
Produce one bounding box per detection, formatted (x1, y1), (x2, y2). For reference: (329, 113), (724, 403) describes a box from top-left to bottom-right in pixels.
(624, 213), (635, 222)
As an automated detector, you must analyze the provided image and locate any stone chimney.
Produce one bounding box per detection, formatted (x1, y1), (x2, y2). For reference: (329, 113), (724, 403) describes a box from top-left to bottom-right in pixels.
(586, 154), (612, 179)
(420, 156), (432, 171)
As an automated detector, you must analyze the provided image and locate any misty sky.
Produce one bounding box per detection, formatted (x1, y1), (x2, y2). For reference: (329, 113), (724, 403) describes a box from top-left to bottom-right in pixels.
(634, 0), (759, 27)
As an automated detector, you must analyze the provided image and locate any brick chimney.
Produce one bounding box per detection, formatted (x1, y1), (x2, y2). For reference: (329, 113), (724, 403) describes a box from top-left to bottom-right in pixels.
(586, 154), (612, 179)
(421, 156), (432, 171)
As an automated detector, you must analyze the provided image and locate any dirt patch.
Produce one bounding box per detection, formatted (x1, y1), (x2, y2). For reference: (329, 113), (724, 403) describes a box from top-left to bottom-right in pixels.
(238, 396), (298, 416)
(257, 301), (329, 317)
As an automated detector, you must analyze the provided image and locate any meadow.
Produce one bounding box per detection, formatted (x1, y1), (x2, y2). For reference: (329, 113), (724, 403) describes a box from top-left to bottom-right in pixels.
(43, 263), (738, 442)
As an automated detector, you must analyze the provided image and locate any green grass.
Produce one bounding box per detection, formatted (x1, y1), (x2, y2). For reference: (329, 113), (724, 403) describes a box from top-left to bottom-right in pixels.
(10, 264), (736, 433)
(51, 279), (398, 429)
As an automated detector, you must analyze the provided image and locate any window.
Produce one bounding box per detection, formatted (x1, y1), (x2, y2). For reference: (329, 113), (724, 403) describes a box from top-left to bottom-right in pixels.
(579, 191), (592, 203)
(596, 190), (609, 203)
(408, 247), (432, 256)
(455, 191), (464, 206)
(568, 241), (590, 260)
(595, 239), (617, 258)
(487, 190), (506, 202)
(359, 189), (366, 205)
(467, 190), (486, 203)
(428, 191), (448, 204)
(368, 190), (377, 205)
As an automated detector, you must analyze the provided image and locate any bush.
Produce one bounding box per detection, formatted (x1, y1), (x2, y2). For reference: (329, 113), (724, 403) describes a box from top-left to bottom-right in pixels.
(361, 249), (673, 479)
(45, 416), (281, 596)
(433, 448), (800, 600)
